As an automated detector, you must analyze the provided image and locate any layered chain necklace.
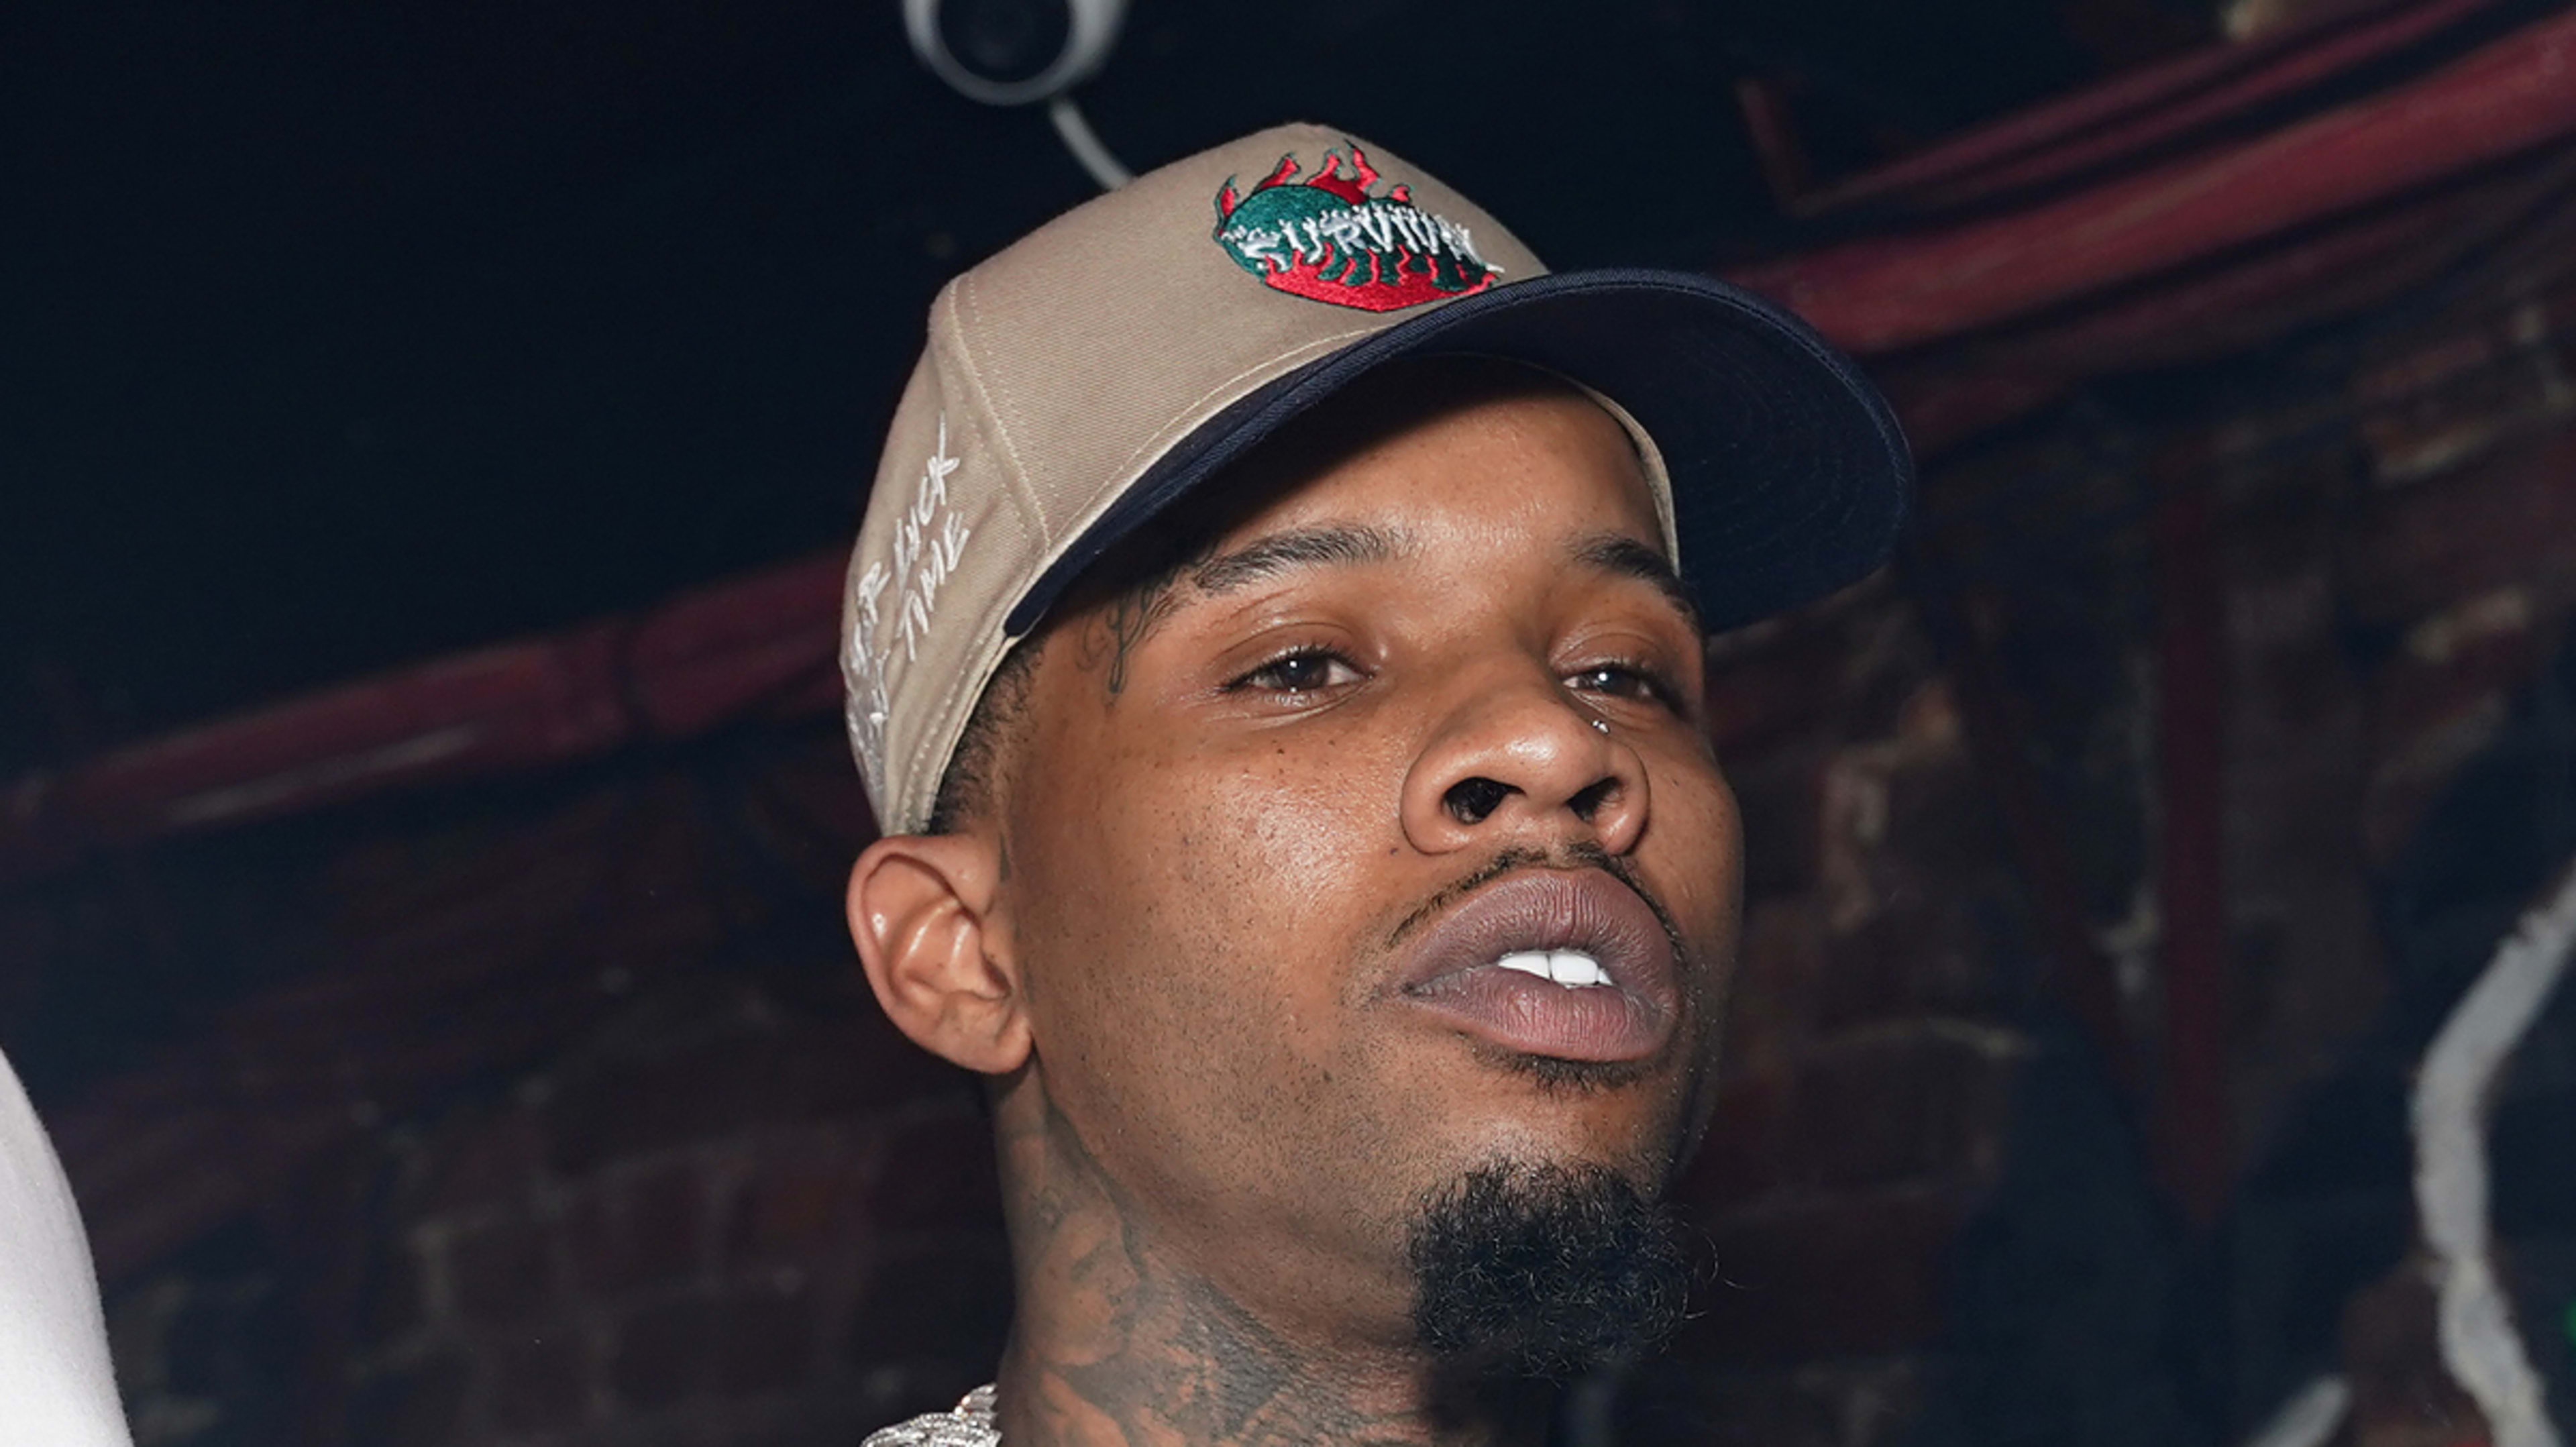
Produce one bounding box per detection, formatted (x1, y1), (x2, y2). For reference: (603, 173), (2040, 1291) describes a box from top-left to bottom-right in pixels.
(862, 1385), (1000, 1447)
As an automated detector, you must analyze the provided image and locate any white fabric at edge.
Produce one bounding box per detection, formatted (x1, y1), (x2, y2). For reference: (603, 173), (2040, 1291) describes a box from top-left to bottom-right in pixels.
(0, 1045), (134, 1446)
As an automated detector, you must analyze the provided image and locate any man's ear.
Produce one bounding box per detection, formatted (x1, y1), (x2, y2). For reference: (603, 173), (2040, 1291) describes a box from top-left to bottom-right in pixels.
(846, 830), (1030, 1075)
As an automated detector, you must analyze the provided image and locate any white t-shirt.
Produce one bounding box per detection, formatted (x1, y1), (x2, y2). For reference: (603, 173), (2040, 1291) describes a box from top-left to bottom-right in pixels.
(0, 1047), (133, 1447)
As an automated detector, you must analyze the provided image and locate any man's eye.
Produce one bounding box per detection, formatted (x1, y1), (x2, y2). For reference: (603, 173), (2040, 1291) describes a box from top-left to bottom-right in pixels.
(1567, 663), (1674, 705)
(1234, 649), (1361, 694)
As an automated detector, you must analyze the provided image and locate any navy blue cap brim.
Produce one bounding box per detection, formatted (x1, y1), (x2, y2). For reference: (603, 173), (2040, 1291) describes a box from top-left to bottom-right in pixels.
(1004, 267), (1914, 637)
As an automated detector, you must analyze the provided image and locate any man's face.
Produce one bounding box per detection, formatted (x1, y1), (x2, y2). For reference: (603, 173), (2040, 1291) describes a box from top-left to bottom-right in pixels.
(996, 378), (1742, 1340)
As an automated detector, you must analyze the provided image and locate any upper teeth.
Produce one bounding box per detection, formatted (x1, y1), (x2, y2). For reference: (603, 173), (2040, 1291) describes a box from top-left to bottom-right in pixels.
(1494, 950), (1613, 988)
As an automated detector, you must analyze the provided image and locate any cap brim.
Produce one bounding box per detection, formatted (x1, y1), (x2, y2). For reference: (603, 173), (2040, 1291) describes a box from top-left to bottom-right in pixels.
(1006, 268), (1915, 637)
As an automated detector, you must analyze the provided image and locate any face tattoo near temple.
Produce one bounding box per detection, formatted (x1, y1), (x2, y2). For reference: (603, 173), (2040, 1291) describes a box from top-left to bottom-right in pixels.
(838, 123), (1912, 1447)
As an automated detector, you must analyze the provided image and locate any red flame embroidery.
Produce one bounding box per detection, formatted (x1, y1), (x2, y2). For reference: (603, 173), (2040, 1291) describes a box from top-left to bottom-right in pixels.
(1214, 145), (1493, 313)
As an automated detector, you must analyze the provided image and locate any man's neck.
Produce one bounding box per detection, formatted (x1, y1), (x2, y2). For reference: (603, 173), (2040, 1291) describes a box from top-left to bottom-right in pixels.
(985, 1077), (1550, 1447)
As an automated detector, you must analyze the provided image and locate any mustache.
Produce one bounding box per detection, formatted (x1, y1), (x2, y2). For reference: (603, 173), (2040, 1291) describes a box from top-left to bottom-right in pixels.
(1383, 840), (1690, 972)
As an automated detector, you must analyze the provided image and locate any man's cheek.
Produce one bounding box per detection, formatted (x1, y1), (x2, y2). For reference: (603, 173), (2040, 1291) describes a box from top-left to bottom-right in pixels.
(1658, 766), (1743, 912)
(1182, 743), (1384, 871)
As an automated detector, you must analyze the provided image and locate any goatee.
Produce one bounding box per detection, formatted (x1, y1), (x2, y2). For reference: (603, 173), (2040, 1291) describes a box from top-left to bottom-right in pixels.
(1406, 1159), (1690, 1385)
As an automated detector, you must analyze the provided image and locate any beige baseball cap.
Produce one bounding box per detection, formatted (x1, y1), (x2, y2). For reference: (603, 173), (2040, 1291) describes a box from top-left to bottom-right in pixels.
(843, 121), (1911, 834)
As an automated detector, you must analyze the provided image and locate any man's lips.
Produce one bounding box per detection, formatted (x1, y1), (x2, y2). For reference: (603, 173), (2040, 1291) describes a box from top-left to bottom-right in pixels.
(1389, 869), (1680, 1063)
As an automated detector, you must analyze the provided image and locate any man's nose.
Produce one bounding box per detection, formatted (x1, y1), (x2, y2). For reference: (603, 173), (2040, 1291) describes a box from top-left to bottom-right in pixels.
(1398, 665), (1650, 857)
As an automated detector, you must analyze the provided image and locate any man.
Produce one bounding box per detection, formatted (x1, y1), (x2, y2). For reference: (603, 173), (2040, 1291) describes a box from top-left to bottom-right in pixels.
(840, 124), (1909, 1446)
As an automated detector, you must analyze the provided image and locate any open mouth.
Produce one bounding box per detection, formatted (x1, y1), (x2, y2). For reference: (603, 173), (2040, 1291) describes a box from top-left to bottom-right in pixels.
(1491, 949), (1617, 988)
(1391, 869), (1681, 1064)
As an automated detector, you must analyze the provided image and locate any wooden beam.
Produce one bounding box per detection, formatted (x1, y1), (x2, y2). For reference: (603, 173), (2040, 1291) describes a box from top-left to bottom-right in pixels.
(1729, 9), (2576, 353)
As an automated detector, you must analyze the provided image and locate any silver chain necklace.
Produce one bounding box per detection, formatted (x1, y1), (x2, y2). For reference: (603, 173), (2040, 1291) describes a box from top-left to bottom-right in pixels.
(861, 1385), (1000, 1447)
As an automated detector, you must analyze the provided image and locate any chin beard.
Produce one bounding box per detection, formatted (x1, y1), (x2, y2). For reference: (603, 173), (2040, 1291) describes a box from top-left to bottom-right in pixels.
(1405, 1159), (1690, 1387)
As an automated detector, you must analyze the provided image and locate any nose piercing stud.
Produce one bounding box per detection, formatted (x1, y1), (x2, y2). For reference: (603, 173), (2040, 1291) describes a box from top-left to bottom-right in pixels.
(1590, 718), (1611, 735)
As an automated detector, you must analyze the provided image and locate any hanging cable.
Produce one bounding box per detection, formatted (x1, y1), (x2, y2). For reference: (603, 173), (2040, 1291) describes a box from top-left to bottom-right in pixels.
(2241, 1375), (2351, 1447)
(1047, 95), (1132, 191)
(904, 0), (1134, 192)
(2414, 860), (2576, 1447)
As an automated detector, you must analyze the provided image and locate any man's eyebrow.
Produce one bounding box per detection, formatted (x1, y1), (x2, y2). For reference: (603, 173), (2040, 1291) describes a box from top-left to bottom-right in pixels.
(1189, 523), (1410, 595)
(1574, 532), (1700, 629)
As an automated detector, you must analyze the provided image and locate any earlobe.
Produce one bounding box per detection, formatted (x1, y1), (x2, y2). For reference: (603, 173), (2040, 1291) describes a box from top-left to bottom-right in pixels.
(847, 832), (1030, 1075)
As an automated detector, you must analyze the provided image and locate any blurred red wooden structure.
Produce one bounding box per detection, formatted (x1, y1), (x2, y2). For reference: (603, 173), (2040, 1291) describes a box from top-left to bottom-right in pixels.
(7, 0), (2568, 888)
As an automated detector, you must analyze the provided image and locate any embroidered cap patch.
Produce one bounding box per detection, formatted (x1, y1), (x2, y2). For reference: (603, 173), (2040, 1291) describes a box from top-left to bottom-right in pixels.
(1213, 145), (1498, 313)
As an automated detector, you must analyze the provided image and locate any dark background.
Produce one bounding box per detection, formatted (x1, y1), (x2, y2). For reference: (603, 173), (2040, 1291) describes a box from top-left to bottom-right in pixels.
(1, 0), (2201, 774)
